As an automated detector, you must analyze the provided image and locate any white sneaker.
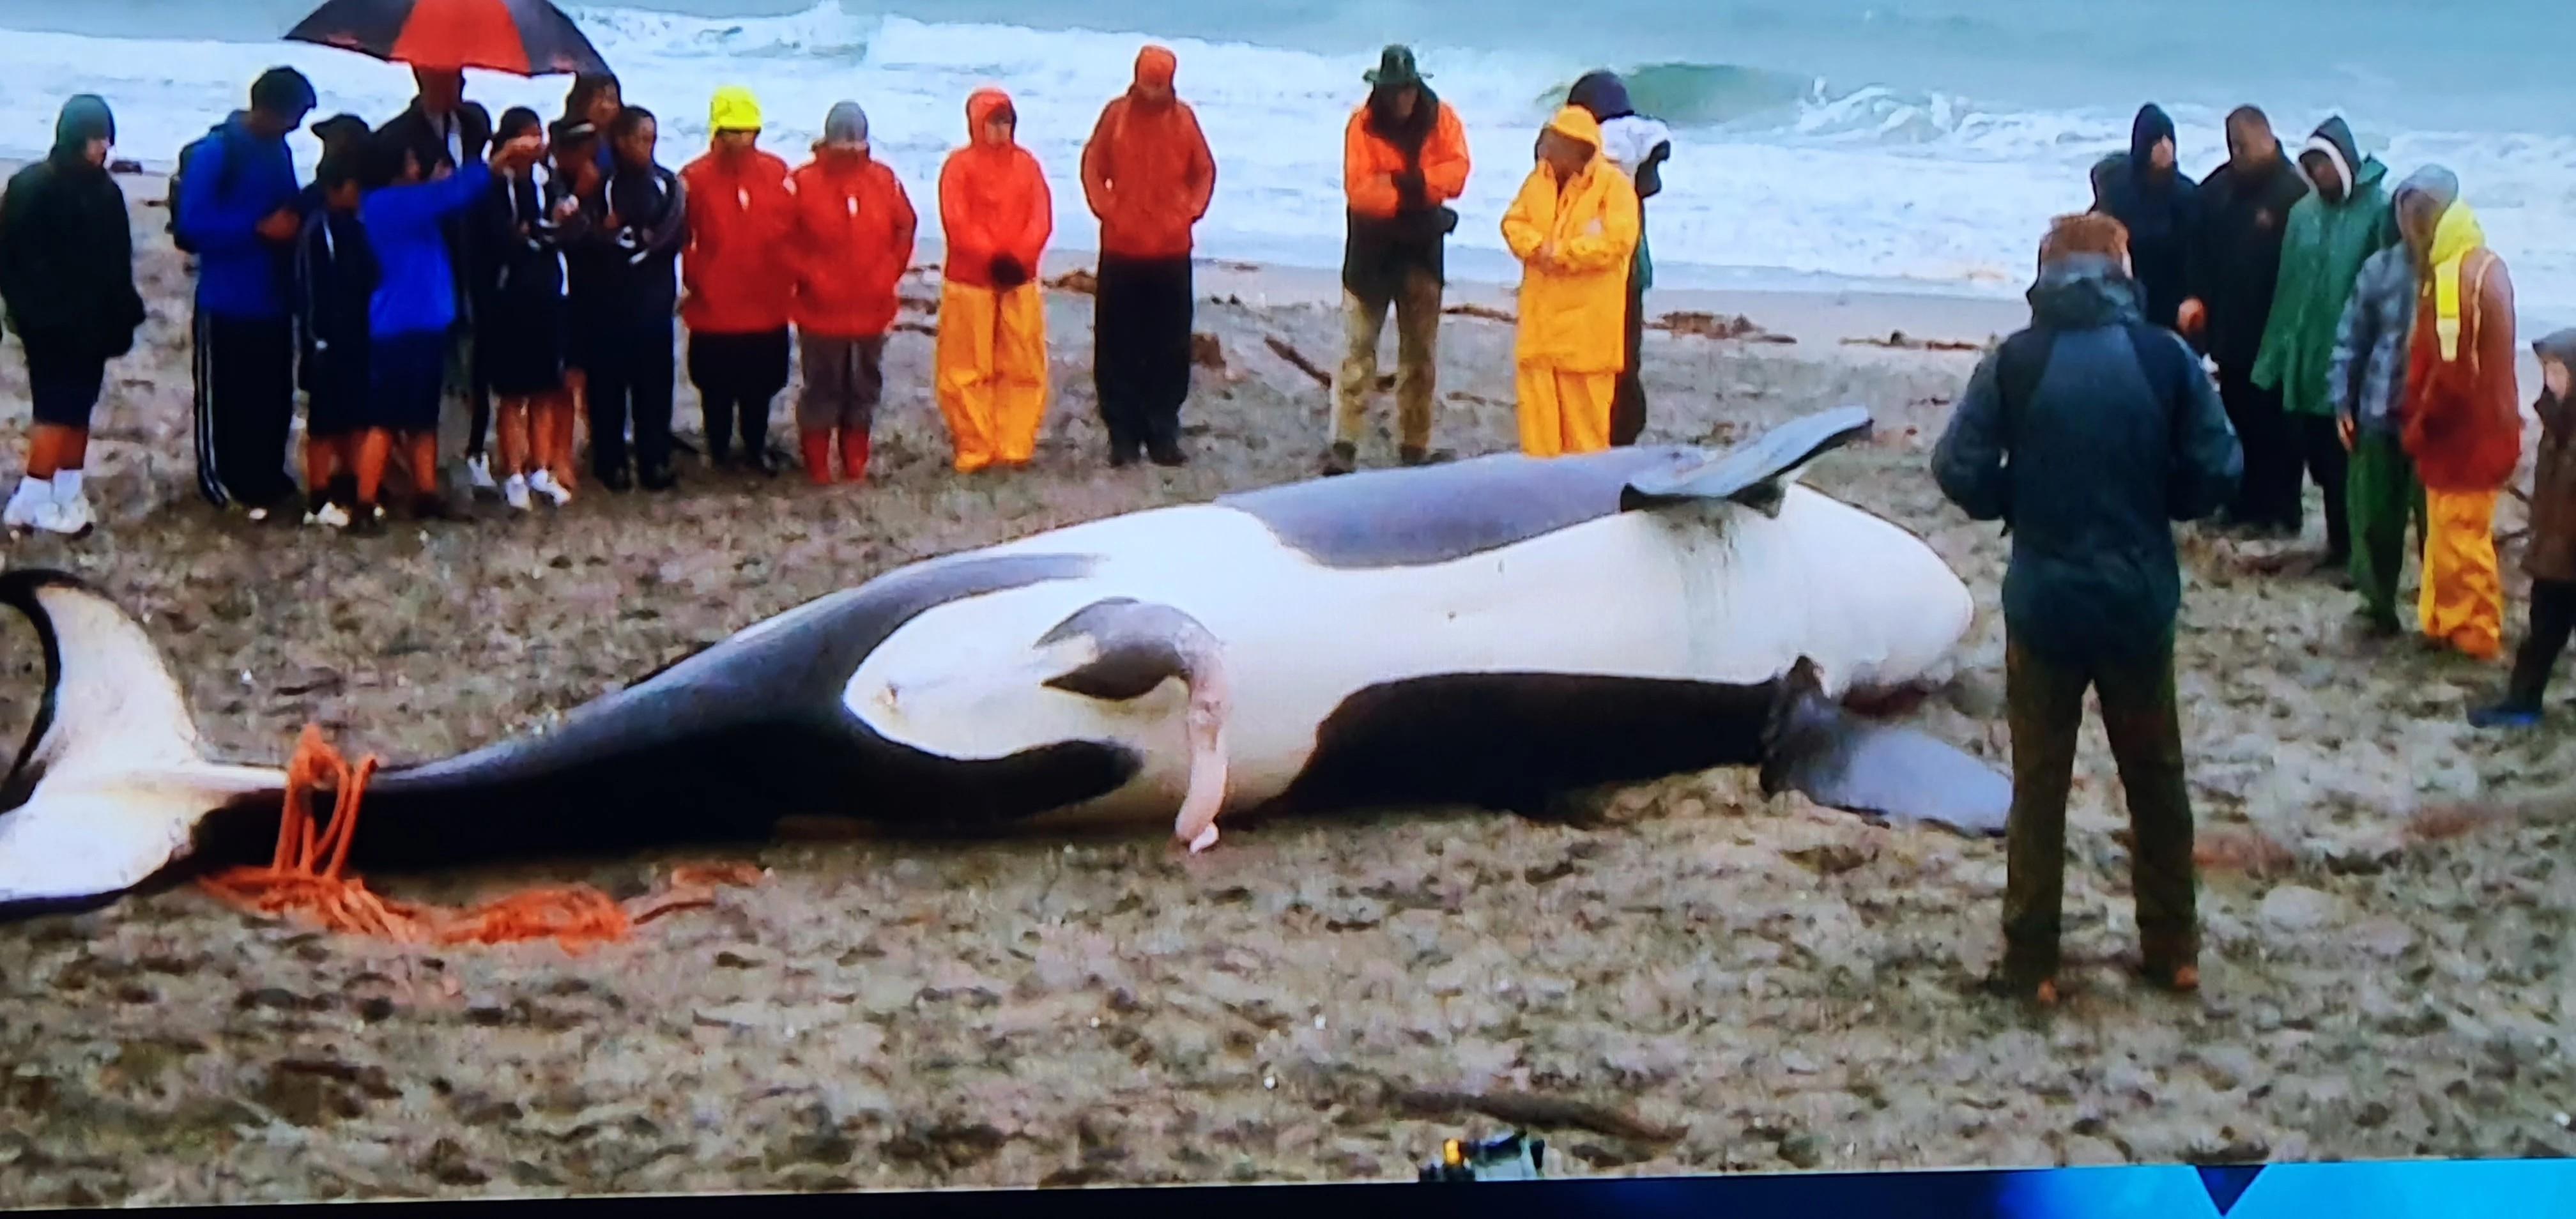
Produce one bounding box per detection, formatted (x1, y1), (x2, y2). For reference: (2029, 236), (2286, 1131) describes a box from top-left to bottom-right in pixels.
(503, 473), (532, 512)
(466, 455), (500, 496)
(246, 505), (271, 523)
(38, 490), (93, 537)
(305, 502), (353, 530)
(3, 481), (49, 532)
(528, 468), (572, 506)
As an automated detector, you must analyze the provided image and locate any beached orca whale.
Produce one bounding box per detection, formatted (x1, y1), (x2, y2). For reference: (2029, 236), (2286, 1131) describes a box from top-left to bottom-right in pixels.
(0, 406), (2009, 916)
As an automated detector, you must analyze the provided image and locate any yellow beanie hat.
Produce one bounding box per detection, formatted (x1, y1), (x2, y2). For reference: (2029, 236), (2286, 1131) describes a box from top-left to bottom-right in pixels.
(710, 86), (763, 133)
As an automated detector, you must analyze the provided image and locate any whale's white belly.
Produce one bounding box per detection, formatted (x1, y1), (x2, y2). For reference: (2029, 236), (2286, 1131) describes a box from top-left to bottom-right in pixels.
(838, 487), (1968, 825)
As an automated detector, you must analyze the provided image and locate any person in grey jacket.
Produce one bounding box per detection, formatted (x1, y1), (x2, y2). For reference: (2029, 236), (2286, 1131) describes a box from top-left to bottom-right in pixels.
(2329, 166), (2450, 634)
(1933, 212), (2242, 1006)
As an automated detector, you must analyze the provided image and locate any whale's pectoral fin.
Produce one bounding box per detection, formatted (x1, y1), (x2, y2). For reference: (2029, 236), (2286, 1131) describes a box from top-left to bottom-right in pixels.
(0, 571), (286, 916)
(1756, 657), (2011, 837)
(1618, 404), (1873, 518)
(1036, 599), (1231, 853)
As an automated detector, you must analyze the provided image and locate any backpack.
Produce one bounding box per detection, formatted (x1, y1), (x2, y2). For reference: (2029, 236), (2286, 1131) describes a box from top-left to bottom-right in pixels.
(167, 121), (236, 256)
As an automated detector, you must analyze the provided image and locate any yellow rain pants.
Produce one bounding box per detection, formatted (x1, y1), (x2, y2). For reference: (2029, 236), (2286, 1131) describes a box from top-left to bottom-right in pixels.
(2419, 486), (2504, 661)
(935, 280), (1049, 471)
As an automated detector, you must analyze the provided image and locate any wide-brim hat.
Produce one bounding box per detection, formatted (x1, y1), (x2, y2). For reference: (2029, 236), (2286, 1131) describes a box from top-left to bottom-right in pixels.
(1363, 44), (1427, 87)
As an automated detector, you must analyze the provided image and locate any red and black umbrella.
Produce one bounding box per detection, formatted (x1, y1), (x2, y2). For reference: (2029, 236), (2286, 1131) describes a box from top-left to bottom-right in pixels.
(286, 0), (611, 77)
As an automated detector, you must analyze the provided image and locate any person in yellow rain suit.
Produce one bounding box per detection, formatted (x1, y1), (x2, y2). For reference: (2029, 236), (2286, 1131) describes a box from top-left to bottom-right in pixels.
(935, 87), (1053, 472)
(1500, 107), (1639, 459)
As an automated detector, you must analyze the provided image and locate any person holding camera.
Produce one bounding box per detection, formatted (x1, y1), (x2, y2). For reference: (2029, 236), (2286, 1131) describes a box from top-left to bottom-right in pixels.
(1323, 45), (1471, 475)
(934, 87), (1054, 474)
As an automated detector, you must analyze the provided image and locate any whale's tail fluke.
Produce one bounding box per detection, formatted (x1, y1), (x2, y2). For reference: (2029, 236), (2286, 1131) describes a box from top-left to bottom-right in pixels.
(0, 570), (284, 912)
(1759, 657), (2012, 836)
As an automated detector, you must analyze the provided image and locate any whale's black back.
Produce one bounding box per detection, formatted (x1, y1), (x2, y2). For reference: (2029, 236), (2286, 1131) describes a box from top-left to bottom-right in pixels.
(226, 553), (1146, 871)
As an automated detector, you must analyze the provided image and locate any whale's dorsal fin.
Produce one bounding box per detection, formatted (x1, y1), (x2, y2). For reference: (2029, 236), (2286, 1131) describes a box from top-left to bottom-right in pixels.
(1618, 405), (1873, 518)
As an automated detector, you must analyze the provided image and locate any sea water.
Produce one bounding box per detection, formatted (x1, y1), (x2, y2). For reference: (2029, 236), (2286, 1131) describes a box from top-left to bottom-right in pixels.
(0, 0), (2566, 321)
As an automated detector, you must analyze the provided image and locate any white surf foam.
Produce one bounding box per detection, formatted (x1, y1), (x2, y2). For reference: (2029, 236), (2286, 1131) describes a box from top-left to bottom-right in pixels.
(0, 0), (2568, 319)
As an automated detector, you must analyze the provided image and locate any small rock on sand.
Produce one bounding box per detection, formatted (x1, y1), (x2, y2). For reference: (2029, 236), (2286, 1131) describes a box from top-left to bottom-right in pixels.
(2258, 885), (2343, 932)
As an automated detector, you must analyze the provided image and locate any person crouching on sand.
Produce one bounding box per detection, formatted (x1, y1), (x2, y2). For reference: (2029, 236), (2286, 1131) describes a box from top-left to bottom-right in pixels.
(790, 101), (916, 485)
(1080, 44), (1217, 468)
(680, 86), (797, 475)
(2396, 171), (2520, 664)
(478, 107), (574, 510)
(2473, 330), (2576, 728)
(350, 132), (544, 533)
(935, 88), (1053, 473)
(1933, 213), (2242, 1006)
(292, 153), (376, 529)
(0, 95), (147, 537)
(1501, 107), (1637, 459)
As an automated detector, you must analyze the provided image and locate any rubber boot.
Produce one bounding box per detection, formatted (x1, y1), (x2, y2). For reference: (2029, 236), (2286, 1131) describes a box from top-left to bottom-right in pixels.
(801, 430), (834, 486)
(840, 431), (871, 484)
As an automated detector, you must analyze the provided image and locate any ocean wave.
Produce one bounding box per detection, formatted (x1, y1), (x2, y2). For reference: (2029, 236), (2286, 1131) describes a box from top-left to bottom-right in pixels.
(0, 0), (2569, 320)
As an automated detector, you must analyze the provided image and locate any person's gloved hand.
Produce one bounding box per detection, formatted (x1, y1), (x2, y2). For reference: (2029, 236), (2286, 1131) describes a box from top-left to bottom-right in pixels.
(991, 254), (1030, 289)
(1394, 167), (1427, 209)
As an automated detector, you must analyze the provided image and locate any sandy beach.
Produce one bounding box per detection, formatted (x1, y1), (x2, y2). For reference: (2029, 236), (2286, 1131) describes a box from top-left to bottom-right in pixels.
(0, 171), (2569, 1206)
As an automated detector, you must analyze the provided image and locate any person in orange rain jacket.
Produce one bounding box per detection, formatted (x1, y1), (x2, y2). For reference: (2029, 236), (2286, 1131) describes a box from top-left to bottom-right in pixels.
(1501, 107), (1640, 459)
(1326, 45), (1471, 476)
(2396, 176), (2520, 663)
(790, 101), (916, 485)
(678, 86), (798, 474)
(937, 87), (1054, 473)
(1080, 43), (1216, 468)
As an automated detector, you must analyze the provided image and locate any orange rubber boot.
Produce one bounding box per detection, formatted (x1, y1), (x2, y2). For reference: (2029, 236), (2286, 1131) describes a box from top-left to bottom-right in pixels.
(801, 430), (834, 486)
(840, 432), (871, 484)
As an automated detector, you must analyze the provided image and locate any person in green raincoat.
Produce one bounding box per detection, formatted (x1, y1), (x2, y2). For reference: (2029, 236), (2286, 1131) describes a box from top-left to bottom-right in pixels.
(2248, 116), (2401, 568)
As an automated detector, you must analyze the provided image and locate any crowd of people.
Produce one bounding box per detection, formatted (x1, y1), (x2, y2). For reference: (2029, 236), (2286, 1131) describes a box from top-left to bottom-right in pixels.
(0, 42), (1684, 540)
(1956, 100), (2566, 1006)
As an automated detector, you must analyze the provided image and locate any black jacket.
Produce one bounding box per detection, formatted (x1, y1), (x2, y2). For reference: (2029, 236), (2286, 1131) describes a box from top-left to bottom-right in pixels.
(479, 169), (566, 311)
(2186, 152), (2312, 372)
(1933, 256), (2242, 662)
(565, 162), (687, 324)
(0, 98), (146, 362)
(294, 208), (377, 396)
(2094, 104), (2198, 331)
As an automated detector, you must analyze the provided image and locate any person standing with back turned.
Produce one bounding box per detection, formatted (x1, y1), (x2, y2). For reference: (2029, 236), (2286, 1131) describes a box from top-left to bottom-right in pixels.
(1081, 44), (1216, 469)
(178, 66), (318, 522)
(1564, 70), (1671, 447)
(1325, 45), (1470, 476)
(2396, 173), (2519, 666)
(1933, 213), (2242, 1007)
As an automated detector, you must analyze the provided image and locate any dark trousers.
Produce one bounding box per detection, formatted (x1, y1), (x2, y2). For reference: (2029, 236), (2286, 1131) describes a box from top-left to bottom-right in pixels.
(687, 328), (792, 461)
(461, 326), (489, 459)
(2002, 632), (2198, 981)
(1609, 256), (1647, 447)
(2507, 579), (2576, 708)
(2219, 365), (2291, 526)
(2296, 413), (2352, 560)
(1094, 254), (1194, 459)
(191, 310), (297, 510)
(588, 316), (676, 478)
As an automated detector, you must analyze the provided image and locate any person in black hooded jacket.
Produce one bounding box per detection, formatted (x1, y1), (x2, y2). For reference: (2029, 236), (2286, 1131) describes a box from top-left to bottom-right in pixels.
(2177, 105), (2311, 530)
(0, 95), (147, 537)
(2092, 103), (2198, 330)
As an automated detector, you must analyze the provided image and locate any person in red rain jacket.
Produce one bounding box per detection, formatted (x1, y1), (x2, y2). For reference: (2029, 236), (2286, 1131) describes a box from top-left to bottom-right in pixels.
(1080, 44), (1216, 467)
(789, 102), (916, 484)
(678, 85), (797, 473)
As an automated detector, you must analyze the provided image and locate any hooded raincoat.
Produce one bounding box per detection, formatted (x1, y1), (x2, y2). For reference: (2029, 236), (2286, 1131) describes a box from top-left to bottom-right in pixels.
(790, 143), (916, 340)
(1566, 70), (1671, 447)
(2524, 329), (2576, 585)
(2253, 117), (2401, 418)
(2093, 103), (2198, 330)
(1501, 107), (1641, 458)
(678, 139), (797, 335)
(1080, 47), (1216, 261)
(0, 96), (146, 371)
(935, 88), (1052, 471)
(2402, 196), (2518, 661)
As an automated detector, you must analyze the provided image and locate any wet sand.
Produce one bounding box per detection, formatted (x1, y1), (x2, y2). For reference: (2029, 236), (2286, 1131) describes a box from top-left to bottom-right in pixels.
(0, 178), (2569, 1205)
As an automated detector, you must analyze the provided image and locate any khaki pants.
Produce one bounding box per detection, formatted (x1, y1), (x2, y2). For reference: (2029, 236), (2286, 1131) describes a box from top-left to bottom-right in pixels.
(2002, 631), (2198, 983)
(1332, 268), (1442, 454)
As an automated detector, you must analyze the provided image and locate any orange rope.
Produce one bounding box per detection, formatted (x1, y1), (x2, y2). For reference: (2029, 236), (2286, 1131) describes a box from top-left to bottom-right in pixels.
(198, 724), (761, 953)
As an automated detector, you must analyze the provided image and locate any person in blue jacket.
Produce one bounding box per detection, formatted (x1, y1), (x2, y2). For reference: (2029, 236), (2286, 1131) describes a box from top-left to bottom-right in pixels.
(346, 128), (544, 534)
(175, 66), (316, 520)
